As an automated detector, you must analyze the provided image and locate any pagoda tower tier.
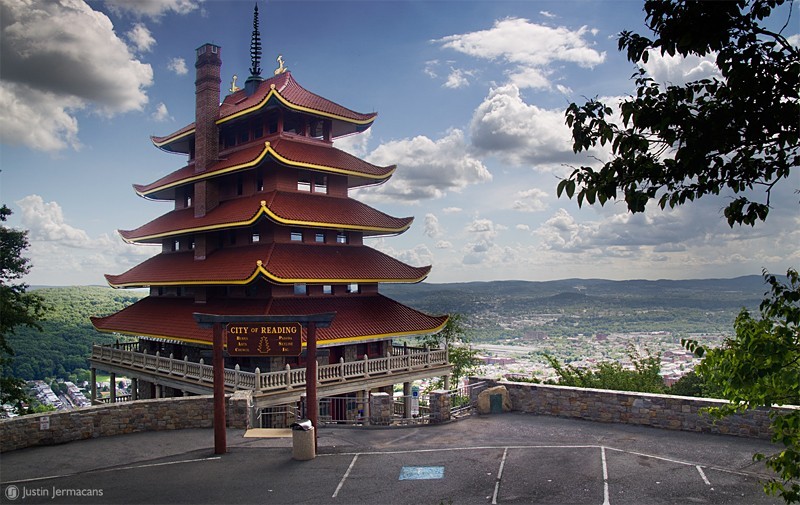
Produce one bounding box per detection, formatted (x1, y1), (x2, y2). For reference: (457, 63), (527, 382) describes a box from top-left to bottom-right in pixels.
(93, 37), (446, 358)
(119, 191), (412, 243)
(91, 295), (447, 347)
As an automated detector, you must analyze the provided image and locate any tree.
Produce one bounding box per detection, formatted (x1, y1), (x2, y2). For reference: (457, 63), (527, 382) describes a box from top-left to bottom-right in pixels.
(543, 345), (665, 394)
(558, 2), (799, 501)
(560, 0), (798, 227)
(0, 205), (45, 414)
(683, 270), (799, 503)
(417, 313), (481, 389)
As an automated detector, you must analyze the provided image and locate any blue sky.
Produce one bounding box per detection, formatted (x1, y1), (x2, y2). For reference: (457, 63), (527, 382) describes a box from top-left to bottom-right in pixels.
(1, 0), (798, 286)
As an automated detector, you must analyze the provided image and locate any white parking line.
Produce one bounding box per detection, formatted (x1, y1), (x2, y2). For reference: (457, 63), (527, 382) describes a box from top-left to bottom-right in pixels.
(696, 465), (711, 485)
(491, 447), (508, 505)
(602, 446), (610, 505)
(332, 454), (358, 498)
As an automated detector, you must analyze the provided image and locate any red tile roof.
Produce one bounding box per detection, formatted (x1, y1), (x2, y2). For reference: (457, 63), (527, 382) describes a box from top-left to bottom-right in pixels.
(105, 243), (431, 287)
(91, 295), (447, 345)
(152, 72), (376, 152)
(120, 192), (413, 243)
(134, 135), (394, 199)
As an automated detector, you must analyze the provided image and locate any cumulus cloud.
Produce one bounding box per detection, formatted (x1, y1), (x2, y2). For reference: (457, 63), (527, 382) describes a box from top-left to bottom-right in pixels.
(105, 0), (200, 19)
(357, 129), (491, 202)
(436, 17), (605, 89)
(641, 51), (721, 86)
(444, 68), (471, 89)
(512, 188), (549, 212)
(540, 11), (556, 19)
(15, 195), (155, 284)
(127, 22), (156, 53)
(167, 57), (188, 75)
(424, 213), (444, 238)
(442, 207), (462, 214)
(0, 0), (153, 151)
(334, 128), (372, 158)
(435, 240), (453, 249)
(151, 102), (172, 122)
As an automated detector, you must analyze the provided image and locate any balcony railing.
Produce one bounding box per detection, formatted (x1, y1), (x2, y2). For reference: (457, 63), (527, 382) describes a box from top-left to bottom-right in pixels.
(91, 344), (449, 393)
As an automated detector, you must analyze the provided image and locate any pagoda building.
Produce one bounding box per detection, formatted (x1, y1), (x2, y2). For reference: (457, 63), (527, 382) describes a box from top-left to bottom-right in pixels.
(90, 8), (448, 414)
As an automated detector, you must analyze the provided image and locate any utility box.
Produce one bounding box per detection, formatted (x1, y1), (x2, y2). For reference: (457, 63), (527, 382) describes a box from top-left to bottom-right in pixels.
(490, 394), (503, 414)
(291, 420), (315, 461)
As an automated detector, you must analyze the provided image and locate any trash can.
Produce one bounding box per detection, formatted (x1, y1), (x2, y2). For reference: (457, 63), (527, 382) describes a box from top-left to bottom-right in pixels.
(291, 420), (315, 461)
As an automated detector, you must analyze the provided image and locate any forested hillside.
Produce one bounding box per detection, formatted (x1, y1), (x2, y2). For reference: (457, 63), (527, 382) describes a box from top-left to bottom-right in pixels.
(7, 286), (144, 379)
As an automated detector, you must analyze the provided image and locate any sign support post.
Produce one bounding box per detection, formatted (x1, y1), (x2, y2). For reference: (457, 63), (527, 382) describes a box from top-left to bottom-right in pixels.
(212, 322), (226, 454)
(193, 313), (335, 457)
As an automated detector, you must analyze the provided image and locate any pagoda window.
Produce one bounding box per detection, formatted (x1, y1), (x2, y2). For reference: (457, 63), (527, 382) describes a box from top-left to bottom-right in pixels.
(315, 232), (325, 243)
(173, 239), (180, 251)
(239, 129), (249, 144)
(176, 287), (183, 297)
(313, 174), (327, 194)
(190, 239), (195, 250)
(257, 173), (264, 192)
(336, 233), (348, 244)
(245, 284), (258, 297)
(346, 283), (359, 294)
(253, 123), (263, 139)
(252, 233), (260, 243)
(236, 174), (244, 196)
(293, 283), (307, 295)
(323, 285), (333, 295)
(223, 131), (236, 149)
(297, 172), (311, 192)
(229, 230), (237, 245)
(158, 287), (164, 296)
(290, 230), (302, 241)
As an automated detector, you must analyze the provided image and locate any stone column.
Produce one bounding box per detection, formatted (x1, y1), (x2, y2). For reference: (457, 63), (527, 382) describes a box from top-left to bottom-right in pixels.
(369, 392), (392, 425)
(90, 368), (97, 404)
(109, 373), (117, 403)
(362, 390), (370, 425)
(131, 378), (139, 401)
(155, 384), (162, 399)
(429, 390), (451, 424)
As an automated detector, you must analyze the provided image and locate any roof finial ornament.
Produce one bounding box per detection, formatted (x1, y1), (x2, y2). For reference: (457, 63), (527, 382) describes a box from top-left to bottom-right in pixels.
(274, 55), (287, 75)
(249, 3), (262, 77)
(229, 74), (241, 93)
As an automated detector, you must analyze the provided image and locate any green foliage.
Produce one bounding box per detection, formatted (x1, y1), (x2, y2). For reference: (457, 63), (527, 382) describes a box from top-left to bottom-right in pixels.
(685, 269), (799, 503)
(417, 313), (481, 388)
(7, 286), (143, 380)
(543, 345), (665, 394)
(0, 205), (45, 414)
(667, 370), (724, 399)
(561, 0), (798, 227)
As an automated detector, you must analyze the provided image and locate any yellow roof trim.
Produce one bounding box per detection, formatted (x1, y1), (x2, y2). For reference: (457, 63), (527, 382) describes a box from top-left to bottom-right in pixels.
(136, 142), (393, 198)
(217, 84), (377, 126)
(152, 128), (195, 148)
(94, 319), (449, 348)
(106, 261), (428, 288)
(123, 201), (411, 243)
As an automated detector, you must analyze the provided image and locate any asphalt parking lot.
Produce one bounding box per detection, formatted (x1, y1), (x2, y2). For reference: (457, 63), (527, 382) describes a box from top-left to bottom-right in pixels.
(1, 413), (783, 504)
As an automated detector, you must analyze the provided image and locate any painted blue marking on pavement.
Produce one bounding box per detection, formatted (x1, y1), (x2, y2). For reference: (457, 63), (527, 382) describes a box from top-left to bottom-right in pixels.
(399, 466), (445, 480)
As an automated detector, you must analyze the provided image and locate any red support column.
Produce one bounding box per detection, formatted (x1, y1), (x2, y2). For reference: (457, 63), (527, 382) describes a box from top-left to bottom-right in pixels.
(212, 322), (226, 455)
(306, 321), (318, 451)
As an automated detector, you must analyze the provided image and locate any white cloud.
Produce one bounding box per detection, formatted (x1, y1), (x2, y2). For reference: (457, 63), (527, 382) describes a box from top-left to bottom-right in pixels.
(512, 188), (548, 212)
(357, 129), (491, 202)
(0, 83), (82, 151)
(436, 17), (605, 89)
(424, 213), (444, 238)
(423, 60), (439, 79)
(151, 102), (172, 122)
(127, 22), (156, 53)
(15, 195), (155, 284)
(788, 34), (800, 48)
(442, 207), (462, 214)
(105, 0), (200, 19)
(0, 0), (153, 152)
(444, 68), (471, 89)
(334, 128), (372, 158)
(435, 240), (453, 249)
(641, 51), (721, 86)
(167, 57), (188, 75)
(539, 11), (556, 19)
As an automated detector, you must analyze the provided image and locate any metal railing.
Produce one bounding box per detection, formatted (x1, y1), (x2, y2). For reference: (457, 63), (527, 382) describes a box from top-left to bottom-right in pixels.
(91, 344), (448, 393)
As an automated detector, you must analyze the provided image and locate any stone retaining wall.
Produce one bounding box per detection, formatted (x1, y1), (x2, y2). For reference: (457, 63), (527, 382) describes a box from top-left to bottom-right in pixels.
(0, 392), (253, 453)
(471, 377), (798, 440)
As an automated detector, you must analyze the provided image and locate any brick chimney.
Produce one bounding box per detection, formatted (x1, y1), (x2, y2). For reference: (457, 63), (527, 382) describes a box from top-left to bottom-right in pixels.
(193, 43), (221, 218)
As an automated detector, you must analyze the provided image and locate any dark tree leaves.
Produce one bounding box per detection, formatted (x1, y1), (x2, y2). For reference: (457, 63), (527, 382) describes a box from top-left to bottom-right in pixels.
(562, 0), (798, 227)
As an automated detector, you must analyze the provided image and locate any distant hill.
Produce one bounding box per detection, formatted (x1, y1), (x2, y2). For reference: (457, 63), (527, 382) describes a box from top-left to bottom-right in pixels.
(6, 277), (772, 380)
(7, 286), (145, 380)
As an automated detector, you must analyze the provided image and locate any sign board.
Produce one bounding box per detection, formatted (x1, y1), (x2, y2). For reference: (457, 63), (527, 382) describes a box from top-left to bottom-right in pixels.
(39, 416), (50, 430)
(411, 385), (419, 417)
(225, 322), (302, 356)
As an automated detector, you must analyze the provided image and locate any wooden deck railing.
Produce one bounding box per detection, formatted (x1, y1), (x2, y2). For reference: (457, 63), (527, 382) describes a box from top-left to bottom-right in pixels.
(91, 345), (448, 393)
